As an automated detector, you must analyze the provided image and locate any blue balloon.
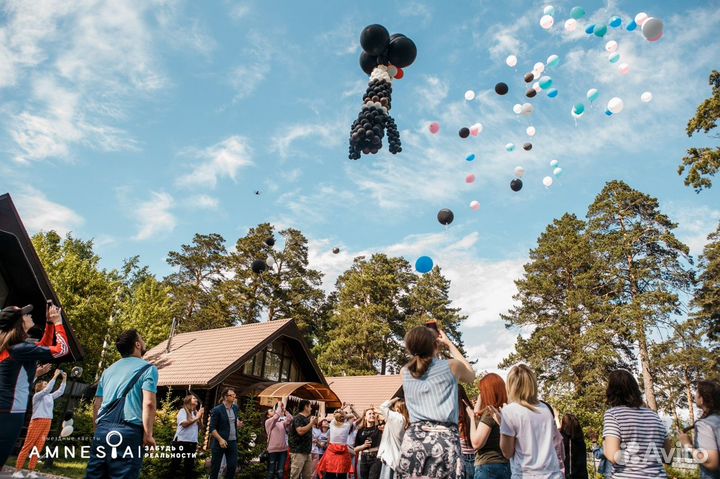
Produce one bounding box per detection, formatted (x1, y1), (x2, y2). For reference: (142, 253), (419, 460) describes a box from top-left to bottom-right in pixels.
(627, 20), (637, 31)
(594, 24), (608, 37)
(415, 256), (434, 274)
(466, 153), (476, 162)
(609, 16), (622, 28)
(547, 88), (558, 98)
(585, 24), (596, 34)
(605, 109), (613, 116)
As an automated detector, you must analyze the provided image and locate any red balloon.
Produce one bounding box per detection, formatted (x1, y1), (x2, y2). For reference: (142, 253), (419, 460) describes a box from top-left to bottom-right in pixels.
(394, 67), (404, 79)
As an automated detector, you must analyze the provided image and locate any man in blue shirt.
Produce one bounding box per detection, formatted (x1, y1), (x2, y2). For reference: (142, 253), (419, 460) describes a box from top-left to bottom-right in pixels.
(86, 329), (158, 479)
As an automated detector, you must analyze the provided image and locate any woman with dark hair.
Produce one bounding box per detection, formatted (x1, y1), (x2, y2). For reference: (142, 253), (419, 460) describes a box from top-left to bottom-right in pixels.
(465, 373), (510, 479)
(396, 325), (475, 479)
(560, 414), (588, 479)
(602, 369), (672, 479)
(171, 394), (205, 479)
(459, 399), (476, 479)
(679, 380), (720, 478)
(354, 407), (382, 479)
(0, 303), (68, 469)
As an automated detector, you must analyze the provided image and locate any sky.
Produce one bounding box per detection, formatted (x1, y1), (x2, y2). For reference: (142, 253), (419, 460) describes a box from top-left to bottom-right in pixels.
(1, 0), (719, 374)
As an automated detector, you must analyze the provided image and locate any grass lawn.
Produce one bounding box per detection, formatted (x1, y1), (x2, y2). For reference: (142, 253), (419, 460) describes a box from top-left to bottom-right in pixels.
(6, 456), (87, 479)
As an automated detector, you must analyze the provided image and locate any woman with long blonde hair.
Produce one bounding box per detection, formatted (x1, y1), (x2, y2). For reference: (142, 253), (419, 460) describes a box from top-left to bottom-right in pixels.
(378, 397), (409, 479)
(490, 364), (563, 479)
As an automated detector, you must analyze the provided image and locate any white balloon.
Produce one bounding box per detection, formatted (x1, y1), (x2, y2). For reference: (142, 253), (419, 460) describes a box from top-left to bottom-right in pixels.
(546, 54), (559, 67)
(470, 122), (484, 135)
(521, 103), (534, 116)
(514, 166), (525, 178)
(470, 200), (481, 211)
(605, 40), (618, 52)
(506, 55), (518, 67)
(532, 70), (540, 80)
(543, 176), (553, 187)
(534, 62), (545, 73)
(641, 91), (653, 103)
(532, 81), (541, 93)
(543, 5), (555, 16)
(540, 15), (554, 29)
(526, 126), (536, 137)
(635, 12), (649, 26)
(607, 97), (624, 114)
(550, 159), (559, 167)
(513, 103), (523, 114)
(564, 18), (577, 32)
(618, 63), (630, 75)
(464, 90), (476, 101)
(61, 425), (74, 438)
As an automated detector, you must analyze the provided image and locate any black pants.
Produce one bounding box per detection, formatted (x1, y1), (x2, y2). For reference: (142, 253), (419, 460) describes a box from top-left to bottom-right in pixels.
(359, 454), (381, 479)
(0, 413), (25, 469)
(170, 441), (197, 479)
(210, 440), (237, 479)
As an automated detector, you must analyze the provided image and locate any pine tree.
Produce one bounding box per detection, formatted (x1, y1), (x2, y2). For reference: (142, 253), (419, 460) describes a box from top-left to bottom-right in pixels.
(693, 220), (720, 342)
(678, 70), (720, 192)
(586, 180), (694, 410)
(500, 214), (629, 427)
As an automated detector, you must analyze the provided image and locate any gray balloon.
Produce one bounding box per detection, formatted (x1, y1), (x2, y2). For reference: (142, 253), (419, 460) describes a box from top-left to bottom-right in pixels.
(641, 17), (663, 41)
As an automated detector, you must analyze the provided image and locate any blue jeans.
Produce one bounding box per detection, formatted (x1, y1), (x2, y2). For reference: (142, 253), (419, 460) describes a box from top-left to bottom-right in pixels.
(267, 450), (287, 479)
(463, 453), (475, 479)
(85, 421), (144, 479)
(210, 440), (237, 479)
(474, 463), (511, 479)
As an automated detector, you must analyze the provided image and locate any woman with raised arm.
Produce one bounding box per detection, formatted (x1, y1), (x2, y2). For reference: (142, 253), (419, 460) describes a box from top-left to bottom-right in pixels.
(377, 397), (408, 479)
(465, 373), (510, 479)
(0, 303), (68, 469)
(396, 325), (475, 479)
(317, 406), (357, 479)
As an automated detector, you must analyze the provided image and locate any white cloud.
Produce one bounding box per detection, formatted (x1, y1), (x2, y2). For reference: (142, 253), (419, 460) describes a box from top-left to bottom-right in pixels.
(398, 2), (433, 25)
(318, 19), (358, 56)
(12, 187), (84, 235)
(666, 203), (720, 256)
(228, 3), (251, 21)
(270, 123), (343, 160)
(229, 31), (273, 101)
(132, 191), (176, 241)
(176, 136), (253, 189)
(414, 75), (449, 112)
(186, 194), (220, 210)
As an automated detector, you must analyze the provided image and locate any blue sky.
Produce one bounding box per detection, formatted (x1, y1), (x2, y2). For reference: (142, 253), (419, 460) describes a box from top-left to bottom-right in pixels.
(2, 0), (719, 371)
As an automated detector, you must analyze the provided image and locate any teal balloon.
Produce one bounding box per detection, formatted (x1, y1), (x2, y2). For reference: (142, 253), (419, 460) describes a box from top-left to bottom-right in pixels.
(570, 6), (585, 19)
(605, 109), (613, 116)
(415, 256), (434, 274)
(609, 16), (622, 28)
(594, 24), (608, 37)
(627, 20), (637, 31)
(585, 24), (595, 34)
(547, 88), (558, 98)
(609, 52), (620, 63)
(539, 76), (553, 90)
(466, 153), (476, 162)
(573, 103), (585, 115)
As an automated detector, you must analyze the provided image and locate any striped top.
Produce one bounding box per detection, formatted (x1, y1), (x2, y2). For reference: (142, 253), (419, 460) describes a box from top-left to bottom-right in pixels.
(402, 359), (458, 424)
(602, 406), (668, 479)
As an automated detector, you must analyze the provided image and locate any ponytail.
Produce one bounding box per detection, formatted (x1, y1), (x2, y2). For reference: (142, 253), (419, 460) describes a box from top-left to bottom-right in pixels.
(405, 355), (433, 379)
(403, 325), (438, 378)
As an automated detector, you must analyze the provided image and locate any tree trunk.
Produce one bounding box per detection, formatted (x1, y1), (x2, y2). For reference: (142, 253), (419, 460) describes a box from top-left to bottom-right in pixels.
(637, 326), (658, 410)
(381, 357), (387, 375)
(685, 371), (696, 424)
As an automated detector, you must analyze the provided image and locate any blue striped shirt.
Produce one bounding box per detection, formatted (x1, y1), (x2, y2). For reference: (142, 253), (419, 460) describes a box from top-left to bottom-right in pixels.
(402, 359), (458, 424)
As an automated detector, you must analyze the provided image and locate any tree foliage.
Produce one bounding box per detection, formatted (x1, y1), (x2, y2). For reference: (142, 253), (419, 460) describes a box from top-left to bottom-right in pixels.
(678, 70), (720, 192)
(693, 221), (720, 342)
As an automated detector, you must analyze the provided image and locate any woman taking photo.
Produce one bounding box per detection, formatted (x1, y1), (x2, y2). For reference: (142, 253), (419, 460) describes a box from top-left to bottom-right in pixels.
(0, 303), (68, 469)
(265, 400), (293, 479)
(602, 369), (671, 479)
(355, 408), (382, 479)
(491, 364), (563, 479)
(170, 394), (204, 479)
(317, 407), (356, 479)
(679, 380), (720, 479)
(377, 397), (409, 479)
(560, 413), (588, 479)
(465, 373), (510, 479)
(396, 325), (475, 479)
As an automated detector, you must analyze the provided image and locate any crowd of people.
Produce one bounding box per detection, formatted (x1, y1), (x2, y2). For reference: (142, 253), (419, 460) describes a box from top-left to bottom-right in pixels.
(1, 302), (719, 479)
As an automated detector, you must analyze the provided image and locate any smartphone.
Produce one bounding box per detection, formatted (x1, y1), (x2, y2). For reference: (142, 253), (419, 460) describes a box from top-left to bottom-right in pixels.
(425, 320), (439, 332)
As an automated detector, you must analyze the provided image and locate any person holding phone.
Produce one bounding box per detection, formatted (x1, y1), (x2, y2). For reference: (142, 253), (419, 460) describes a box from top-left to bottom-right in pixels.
(354, 407), (382, 479)
(0, 303), (69, 469)
(170, 394), (204, 479)
(266, 400), (293, 479)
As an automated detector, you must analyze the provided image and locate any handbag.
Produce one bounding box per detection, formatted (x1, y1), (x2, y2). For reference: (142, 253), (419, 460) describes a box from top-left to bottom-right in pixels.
(96, 364), (152, 425)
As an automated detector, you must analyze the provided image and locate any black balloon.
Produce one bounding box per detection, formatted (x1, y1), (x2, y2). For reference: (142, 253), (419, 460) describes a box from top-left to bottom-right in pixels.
(360, 24), (390, 56)
(251, 259), (267, 274)
(387, 36), (417, 68)
(360, 51), (378, 75)
(437, 208), (454, 225)
(511, 179), (523, 191)
(524, 73), (534, 83)
(495, 82), (509, 95)
(459, 127), (470, 138)
(265, 237), (275, 247)
(332, 247), (340, 254)
(526, 88), (537, 98)
(523, 142), (532, 151)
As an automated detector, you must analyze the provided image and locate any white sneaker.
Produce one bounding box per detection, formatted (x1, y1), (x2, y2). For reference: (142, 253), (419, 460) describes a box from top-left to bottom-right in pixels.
(27, 473), (40, 479)
(11, 471), (25, 478)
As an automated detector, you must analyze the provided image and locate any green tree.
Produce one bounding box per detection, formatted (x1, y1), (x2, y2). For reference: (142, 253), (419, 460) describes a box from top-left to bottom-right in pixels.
(500, 214), (629, 427)
(678, 70), (720, 192)
(693, 221), (720, 342)
(165, 233), (232, 331)
(587, 180), (694, 411)
(317, 254), (415, 375)
(32, 231), (120, 382)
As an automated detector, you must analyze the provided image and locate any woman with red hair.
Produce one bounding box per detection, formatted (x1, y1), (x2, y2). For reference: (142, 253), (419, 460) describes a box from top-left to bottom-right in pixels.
(464, 373), (510, 479)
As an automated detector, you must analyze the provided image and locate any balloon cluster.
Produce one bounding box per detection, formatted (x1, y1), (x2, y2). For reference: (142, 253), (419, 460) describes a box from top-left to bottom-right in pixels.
(349, 25), (417, 160)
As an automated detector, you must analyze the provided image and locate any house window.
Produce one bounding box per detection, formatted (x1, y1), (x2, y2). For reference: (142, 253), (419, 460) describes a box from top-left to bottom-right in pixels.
(241, 338), (305, 382)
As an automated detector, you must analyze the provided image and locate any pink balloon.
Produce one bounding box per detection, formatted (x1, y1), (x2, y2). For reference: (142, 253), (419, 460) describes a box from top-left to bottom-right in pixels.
(466, 174), (476, 184)
(429, 122), (440, 134)
(470, 200), (480, 211)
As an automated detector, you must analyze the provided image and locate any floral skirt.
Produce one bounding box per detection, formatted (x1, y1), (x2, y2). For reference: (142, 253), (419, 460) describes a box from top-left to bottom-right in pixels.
(396, 421), (462, 479)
